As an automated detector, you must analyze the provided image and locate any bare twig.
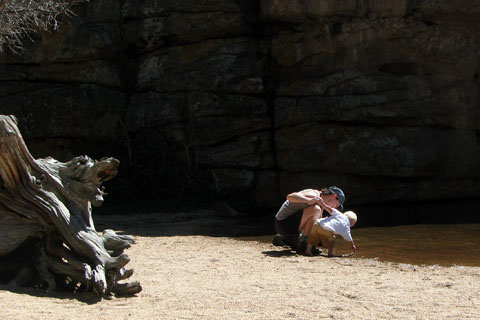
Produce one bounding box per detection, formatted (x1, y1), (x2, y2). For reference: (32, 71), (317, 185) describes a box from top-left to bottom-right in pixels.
(0, 0), (89, 53)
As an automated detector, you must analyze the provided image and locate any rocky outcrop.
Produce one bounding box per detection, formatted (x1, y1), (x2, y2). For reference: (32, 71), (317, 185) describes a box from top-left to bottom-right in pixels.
(0, 0), (479, 216)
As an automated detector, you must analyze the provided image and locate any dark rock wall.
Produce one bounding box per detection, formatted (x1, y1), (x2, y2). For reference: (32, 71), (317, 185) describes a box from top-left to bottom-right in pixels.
(1, 0), (479, 215)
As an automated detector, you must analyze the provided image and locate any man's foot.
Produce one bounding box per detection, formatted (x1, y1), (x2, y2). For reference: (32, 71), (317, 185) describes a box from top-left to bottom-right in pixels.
(296, 235), (307, 254)
(282, 236), (299, 250)
(272, 234), (285, 246)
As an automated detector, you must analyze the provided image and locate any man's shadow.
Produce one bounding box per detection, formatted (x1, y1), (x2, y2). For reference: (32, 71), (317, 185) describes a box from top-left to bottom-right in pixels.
(262, 249), (298, 257)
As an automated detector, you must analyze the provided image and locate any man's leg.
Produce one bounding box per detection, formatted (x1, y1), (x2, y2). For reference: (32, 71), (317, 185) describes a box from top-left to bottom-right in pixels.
(296, 233), (308, 253)
(273, 212), (302, 249)
(298, 205), (323, 236)
(272, 218), (285, 246)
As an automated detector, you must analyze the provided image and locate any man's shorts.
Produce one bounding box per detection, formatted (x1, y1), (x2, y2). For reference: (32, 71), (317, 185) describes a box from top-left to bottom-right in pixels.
(274, 210), (302, 236)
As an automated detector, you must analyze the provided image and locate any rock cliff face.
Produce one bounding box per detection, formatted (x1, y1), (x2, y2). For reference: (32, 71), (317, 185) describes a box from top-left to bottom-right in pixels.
(0, 0), (479, 216)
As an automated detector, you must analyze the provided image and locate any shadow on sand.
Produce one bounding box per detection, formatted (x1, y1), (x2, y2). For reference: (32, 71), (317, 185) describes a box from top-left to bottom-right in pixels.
(94, 209), (274, 238)
(262, 249), (298, 258)
(0, 284), (105, 304)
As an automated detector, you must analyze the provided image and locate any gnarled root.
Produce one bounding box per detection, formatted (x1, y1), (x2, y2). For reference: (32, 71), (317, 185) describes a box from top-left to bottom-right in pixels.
(0, 115), (141, 297)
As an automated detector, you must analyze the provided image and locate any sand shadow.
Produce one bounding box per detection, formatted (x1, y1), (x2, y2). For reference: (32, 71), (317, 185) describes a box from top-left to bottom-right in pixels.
(0, 284), (106, 304)
(0, 283), (141, 303)
(262, 249), (354, 259)
(262, 249), (297, 257)
(94, 210), (275, 238)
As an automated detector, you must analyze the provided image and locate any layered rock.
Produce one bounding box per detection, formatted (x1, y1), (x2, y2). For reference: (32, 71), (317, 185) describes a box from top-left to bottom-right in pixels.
(0, 0), (479, 217)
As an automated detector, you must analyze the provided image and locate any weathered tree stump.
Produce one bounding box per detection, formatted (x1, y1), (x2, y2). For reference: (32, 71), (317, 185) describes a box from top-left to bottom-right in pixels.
(0, 115), (141, 297)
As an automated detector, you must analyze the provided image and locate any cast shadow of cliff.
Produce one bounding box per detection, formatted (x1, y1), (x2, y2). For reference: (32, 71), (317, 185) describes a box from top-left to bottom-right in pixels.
(94, 202), (275, 238)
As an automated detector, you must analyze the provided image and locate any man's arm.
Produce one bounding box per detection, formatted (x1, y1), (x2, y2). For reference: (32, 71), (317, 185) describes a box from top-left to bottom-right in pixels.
(315, 197), (341, 216)
(286, 189), (320, 206)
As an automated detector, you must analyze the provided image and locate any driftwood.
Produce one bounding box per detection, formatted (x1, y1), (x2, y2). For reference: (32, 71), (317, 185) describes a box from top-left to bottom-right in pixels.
(0, 115), (141, 296)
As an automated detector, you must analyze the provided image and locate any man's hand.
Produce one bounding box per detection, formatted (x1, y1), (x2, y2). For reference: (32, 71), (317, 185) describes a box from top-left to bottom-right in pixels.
(315, 196), (326, 206)
(307, 196), (321, 206)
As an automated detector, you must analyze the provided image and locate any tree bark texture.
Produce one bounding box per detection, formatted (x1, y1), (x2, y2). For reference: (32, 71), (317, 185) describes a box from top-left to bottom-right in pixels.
(0, 115), (141, 296)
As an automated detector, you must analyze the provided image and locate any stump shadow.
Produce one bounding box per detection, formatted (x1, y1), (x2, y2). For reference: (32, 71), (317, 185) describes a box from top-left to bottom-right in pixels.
(0, 284), (107, 304)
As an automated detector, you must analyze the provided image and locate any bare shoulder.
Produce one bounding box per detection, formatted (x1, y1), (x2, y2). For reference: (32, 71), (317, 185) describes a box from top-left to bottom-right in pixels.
(298, 189), (320, 196)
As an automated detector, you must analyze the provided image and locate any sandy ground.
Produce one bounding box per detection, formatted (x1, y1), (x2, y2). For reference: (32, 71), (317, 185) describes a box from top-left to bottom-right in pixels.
(0, 210), (479, 320)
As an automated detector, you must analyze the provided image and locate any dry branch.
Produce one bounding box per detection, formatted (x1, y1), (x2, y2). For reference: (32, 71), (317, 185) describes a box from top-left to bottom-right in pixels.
(0, 115), (141, 297)
(0, 0), (89, 52)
